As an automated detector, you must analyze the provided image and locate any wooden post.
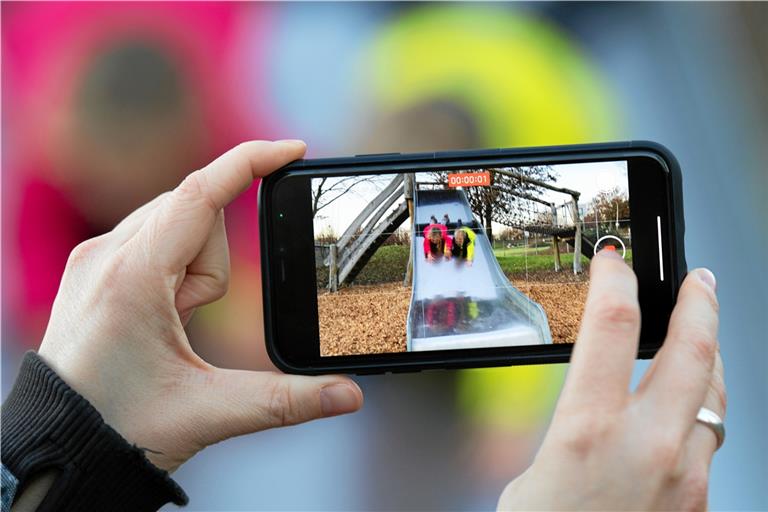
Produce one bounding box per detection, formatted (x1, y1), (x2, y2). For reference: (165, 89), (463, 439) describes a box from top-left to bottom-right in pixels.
(328, 243), (338, 292)
(485, 172), (494, 244)
(571, 196), (582, 274)
(403, 174), (415, 287)
(551, 203), (561, 272)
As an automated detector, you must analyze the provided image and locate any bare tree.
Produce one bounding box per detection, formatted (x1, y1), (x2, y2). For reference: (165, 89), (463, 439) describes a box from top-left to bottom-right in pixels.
(583, 187), (630, 225)
(311, 176), (389, 218)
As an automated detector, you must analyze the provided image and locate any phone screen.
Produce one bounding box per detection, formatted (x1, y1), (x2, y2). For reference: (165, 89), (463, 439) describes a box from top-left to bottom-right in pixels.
(312, 161), (632, 357)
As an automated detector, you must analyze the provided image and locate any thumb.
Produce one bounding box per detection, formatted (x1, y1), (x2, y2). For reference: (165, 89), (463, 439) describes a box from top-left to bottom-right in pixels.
(135, 140), (306, 273)
(198, 369), (363, 443)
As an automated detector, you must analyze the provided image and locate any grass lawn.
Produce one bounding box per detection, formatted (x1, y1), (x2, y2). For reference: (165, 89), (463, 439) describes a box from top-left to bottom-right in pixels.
(496, 252), (591, 274)
(317, 243), (632, 288)
(354, 244), (410, 284)
(494, 247), (633, 274)
(492, 245), (551, 256)
(317, 244), (410, 288)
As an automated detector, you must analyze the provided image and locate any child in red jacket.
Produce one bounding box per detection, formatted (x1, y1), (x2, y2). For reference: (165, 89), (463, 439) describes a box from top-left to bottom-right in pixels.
(423, 216), (452, 261)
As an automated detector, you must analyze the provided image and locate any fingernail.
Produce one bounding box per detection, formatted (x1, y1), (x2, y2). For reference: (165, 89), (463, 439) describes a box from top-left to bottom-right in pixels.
(695, 268), (717, 291)
(597, 246), (623, 259)
(275, 139), (306, 146)
(320, 384), (359, 417)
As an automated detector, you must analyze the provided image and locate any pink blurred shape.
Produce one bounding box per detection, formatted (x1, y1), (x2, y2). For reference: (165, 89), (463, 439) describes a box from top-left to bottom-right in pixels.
(3, 3), (277, 347)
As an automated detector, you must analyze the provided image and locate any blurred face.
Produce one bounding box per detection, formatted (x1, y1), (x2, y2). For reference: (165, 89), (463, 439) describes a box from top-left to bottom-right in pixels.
(55, 41), (207, 228)
(429, 230), (442, 244)
(356, 100), (480, 153)
(455, 230), (466, 245)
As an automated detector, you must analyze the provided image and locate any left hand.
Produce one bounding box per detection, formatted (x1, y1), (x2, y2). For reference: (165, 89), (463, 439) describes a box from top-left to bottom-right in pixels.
(38, 141), (364, 473)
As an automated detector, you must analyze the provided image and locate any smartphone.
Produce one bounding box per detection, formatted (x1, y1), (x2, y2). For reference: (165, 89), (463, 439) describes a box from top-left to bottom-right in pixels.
(259, 141), (686, 375)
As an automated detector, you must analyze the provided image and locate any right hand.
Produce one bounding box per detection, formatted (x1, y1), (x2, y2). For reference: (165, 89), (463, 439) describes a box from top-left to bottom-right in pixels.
(499, 250), (724, 511)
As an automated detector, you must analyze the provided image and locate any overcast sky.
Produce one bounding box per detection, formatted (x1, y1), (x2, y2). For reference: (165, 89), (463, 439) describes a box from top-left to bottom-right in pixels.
(312, 160), (628, 237)
(537, 160), (628, 204)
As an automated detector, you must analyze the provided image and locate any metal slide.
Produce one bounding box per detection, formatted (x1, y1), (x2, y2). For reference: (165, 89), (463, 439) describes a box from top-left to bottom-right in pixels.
(406, 189), (552, 351)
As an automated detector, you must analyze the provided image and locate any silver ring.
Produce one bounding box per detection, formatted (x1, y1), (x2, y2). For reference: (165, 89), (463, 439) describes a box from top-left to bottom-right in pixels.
(696, 407), (725, 450)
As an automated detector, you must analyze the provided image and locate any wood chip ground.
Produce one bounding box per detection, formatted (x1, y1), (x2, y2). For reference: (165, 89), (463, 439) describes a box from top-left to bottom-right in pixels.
(319, 278), (588, 356)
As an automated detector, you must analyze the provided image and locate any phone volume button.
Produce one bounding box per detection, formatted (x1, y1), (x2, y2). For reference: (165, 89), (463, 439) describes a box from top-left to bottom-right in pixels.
(280, 260), (287, 282)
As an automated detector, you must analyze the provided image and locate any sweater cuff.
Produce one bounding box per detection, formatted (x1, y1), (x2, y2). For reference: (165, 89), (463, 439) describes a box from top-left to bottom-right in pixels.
(1, 351), (188, 511)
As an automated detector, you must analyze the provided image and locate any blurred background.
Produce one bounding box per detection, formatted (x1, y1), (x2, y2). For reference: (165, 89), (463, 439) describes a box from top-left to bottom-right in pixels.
(2, 2), (766, 510)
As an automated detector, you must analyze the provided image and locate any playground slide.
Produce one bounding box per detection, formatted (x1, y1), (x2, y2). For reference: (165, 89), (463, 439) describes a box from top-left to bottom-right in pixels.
(406, 189), (552, 351)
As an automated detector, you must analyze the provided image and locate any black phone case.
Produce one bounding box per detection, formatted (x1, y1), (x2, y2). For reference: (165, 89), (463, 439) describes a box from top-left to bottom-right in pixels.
(259, 140), (686, 375)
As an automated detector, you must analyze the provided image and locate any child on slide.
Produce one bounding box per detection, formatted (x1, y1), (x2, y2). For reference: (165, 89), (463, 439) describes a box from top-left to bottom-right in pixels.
(451, 219), (476, 266)
(424, 215), (452, 261)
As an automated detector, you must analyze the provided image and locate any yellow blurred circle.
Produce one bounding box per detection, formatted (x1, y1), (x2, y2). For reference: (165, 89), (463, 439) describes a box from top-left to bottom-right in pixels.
(368, 5), (618, 147)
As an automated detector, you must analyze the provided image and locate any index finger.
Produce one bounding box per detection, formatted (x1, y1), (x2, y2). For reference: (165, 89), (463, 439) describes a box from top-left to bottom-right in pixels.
(558, 249), (641, 412)
(136, 140), (306, 271)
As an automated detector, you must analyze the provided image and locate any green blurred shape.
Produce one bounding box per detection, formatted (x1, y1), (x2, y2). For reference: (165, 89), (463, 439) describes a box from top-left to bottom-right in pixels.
(368, 4), (618, 147)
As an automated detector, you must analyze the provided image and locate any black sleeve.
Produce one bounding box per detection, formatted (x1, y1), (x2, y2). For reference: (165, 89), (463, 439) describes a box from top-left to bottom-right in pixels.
(1, 351), (188, 511)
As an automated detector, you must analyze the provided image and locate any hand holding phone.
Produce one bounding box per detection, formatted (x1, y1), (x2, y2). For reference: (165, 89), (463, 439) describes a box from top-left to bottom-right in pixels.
(35, 141), (363, 474)
(499, 261), (723, 510)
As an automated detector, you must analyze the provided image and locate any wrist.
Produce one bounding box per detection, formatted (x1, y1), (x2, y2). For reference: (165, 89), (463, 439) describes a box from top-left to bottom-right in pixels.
(1, 351), (188, 509)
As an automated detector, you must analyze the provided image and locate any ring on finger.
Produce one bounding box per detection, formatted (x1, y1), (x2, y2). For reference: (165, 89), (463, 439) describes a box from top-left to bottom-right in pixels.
(696, 407), (725, 450)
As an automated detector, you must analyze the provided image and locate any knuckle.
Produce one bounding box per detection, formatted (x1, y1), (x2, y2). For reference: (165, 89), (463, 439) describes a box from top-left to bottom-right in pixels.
(176, 171), (205, 199)
(264, 378), (301, 427)
(687, 331), (718, 367)
(204, 283), (228, 304)
(174, 171), (219, 212)
(99, 250), (131, 283)
(211, 272), (230, 300)
(559, 431), (597, 458)
(66, 237), (105, 268)
(208, 266), (230, 292)
(156, 190), (172, 202)
(649, 433), (685, 473)
(557, 414), (616, 458)
(233, 141), (255, 153)
(591, 295), (641, 331)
